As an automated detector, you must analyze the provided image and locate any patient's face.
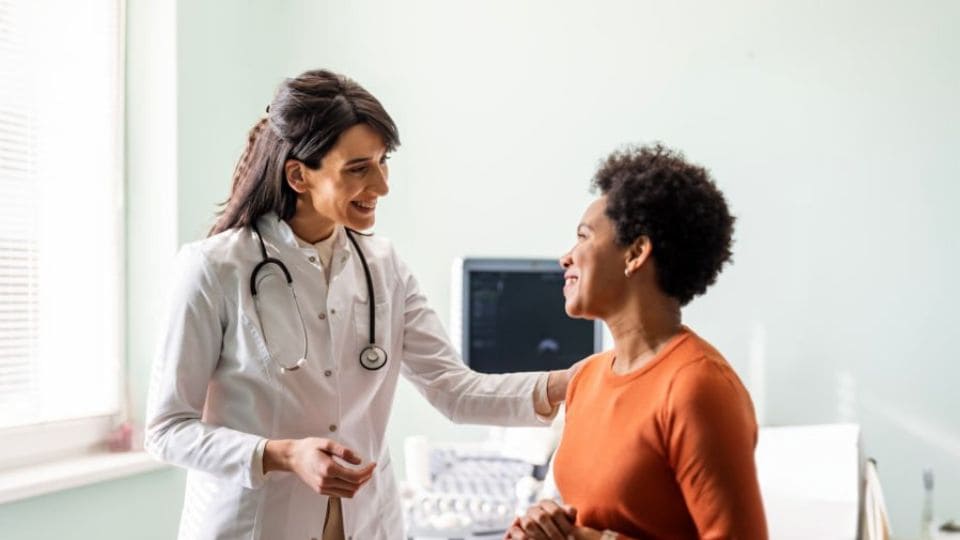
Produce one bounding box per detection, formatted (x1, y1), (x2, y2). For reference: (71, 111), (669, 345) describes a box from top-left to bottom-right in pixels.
(560, 197), (628, 320)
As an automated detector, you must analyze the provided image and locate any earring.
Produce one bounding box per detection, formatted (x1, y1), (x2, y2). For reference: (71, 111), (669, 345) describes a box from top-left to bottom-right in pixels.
(624, 269), (631, 278)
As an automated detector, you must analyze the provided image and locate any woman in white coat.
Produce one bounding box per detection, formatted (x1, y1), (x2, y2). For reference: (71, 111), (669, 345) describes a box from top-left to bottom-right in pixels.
(145, 69), (576, 540)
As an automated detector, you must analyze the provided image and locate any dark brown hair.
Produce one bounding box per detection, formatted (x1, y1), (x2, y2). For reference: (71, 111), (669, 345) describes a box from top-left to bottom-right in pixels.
(209, 69), (400, 235)
(593, 143), (735, 306)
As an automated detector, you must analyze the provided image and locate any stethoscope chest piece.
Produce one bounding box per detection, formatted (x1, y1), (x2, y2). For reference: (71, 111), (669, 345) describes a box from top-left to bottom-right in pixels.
(359, 345), (388, 370)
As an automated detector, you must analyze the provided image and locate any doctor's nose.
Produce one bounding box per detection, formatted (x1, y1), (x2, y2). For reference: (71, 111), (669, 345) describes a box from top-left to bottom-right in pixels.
(559, 250), (573, 269)
(371, 163), (390, 196)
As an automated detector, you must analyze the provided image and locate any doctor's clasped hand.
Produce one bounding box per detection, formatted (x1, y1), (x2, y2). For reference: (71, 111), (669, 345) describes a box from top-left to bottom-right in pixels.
(263, 437), (376, 499)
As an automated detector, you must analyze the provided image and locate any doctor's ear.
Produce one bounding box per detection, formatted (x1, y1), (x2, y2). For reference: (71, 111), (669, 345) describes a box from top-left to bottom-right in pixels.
(623, 236), (653, 278)
(284, 159), (308, 193)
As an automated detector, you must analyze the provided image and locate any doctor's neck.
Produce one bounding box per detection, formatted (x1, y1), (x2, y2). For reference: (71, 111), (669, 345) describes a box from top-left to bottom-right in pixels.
(286, 209), (337, 244)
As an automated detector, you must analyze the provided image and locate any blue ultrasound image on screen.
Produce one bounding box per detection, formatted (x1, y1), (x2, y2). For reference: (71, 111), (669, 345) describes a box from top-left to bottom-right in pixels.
(467, 270), (595, 374)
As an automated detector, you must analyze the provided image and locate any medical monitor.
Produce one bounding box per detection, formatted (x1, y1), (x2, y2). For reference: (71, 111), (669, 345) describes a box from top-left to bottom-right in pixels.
(450, 258), (603, 374)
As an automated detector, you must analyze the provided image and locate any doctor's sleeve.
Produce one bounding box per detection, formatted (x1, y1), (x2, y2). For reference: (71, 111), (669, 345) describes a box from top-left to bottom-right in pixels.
(144, 245), (267, 489)
(393, 252), (547, 427)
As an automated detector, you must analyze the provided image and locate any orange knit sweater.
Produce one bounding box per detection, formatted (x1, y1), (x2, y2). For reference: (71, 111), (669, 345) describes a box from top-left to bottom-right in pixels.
(553, 327), (768, 539)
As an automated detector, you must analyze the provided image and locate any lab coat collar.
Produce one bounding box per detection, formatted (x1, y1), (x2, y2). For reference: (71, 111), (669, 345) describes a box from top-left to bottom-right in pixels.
(256, 212), (353, 256)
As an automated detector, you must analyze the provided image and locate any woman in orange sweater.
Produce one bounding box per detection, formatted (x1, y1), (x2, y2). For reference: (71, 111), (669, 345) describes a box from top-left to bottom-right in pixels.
(507, 144), (767, 540)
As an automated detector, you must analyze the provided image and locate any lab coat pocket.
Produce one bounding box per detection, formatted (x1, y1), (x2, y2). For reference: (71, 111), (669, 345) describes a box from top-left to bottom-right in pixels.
(375, 453), (404, 536)
(350, 452), (400, 538)
(238, 310), (275, 376)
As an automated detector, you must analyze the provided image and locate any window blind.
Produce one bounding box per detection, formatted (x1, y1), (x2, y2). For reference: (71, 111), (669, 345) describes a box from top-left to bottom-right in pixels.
(0, 0), (122, 432)
(0, 0), (41, 426)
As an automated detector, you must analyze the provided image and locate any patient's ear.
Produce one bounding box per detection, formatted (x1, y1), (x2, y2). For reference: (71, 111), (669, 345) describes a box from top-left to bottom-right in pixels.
(623, 236), (652, 278)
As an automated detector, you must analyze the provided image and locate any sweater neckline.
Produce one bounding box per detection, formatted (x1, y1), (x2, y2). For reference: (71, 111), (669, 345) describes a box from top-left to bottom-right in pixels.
(601, 326), (693, 386)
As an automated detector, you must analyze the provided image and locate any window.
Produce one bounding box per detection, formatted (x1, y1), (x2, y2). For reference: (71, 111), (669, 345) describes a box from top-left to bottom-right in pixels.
(0, 0), (123, 468)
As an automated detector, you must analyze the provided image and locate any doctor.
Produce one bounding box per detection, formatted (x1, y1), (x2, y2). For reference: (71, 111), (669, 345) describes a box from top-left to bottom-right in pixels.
(145, 69), (575, 540)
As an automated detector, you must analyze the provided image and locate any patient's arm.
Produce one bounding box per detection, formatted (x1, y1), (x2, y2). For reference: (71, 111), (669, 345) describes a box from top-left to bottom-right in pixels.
(664, 361), (768, 539)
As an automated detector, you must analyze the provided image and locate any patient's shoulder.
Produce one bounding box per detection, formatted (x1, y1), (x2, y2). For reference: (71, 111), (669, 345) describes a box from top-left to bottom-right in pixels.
(566, 350), (613, 406)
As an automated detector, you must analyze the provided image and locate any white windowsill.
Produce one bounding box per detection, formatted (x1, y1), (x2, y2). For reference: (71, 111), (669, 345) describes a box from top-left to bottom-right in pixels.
(0, 451), (168, 505)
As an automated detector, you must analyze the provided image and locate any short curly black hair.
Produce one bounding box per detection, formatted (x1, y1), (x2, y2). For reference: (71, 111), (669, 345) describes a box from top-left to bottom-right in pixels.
(593, 143), (735, 306)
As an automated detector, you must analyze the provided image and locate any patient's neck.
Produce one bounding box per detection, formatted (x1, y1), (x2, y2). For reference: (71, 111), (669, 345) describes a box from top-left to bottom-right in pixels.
(607, 291), (682, 375)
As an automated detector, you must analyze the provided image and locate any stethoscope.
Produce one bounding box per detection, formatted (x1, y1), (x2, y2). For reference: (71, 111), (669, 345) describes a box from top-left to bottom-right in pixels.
(250, 222), (388, 373)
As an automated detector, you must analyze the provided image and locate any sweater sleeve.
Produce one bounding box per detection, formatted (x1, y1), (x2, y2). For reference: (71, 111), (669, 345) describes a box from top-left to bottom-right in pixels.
(661, 358), (768, 540)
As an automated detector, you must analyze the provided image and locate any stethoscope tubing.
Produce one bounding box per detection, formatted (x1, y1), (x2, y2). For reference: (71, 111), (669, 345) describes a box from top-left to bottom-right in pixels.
(250, 221), (387, 373)
(344, 227), (376, 343)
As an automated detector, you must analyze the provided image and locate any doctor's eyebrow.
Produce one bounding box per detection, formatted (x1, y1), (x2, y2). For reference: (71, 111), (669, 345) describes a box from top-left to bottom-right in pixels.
(577, 223), (594, 232)
(342, 156), (376, 167)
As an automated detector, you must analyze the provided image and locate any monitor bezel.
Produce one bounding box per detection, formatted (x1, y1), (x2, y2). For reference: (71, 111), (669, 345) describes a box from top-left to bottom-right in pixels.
(450, 257), (604, 369)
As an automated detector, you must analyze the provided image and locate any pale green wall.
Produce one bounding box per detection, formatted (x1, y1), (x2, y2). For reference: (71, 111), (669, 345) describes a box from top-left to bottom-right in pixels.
(176, 1), (299, 244)
(2, 1), (956, 539)
(0, 468), (185, 540)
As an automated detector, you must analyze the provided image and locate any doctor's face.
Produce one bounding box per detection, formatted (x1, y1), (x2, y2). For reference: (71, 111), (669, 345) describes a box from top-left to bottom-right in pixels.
(291, 123), (390, 232)
(559, 197), (629, 320)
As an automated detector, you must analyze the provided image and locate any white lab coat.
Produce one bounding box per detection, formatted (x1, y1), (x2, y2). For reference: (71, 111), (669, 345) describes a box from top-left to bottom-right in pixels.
(145, 213), (548, 540)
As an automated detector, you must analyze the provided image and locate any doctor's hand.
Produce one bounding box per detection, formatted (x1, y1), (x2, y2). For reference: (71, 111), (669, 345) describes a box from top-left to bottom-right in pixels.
(264, 438), (376, 498)
(546, 359), (588, 406)
(504, 500), (577, 540)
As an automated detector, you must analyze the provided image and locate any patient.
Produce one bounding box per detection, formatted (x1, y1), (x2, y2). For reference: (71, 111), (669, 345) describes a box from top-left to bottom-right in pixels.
(507, 144), (767, 540)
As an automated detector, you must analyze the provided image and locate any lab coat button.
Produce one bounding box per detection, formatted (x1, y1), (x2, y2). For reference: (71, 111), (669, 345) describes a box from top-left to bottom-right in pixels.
(318, 313), (326, 320)
(308, 256), (317, 263)
(329, 424), (337, 432)
(324, 370), (332, 377)
(330, 308), (336, 315)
